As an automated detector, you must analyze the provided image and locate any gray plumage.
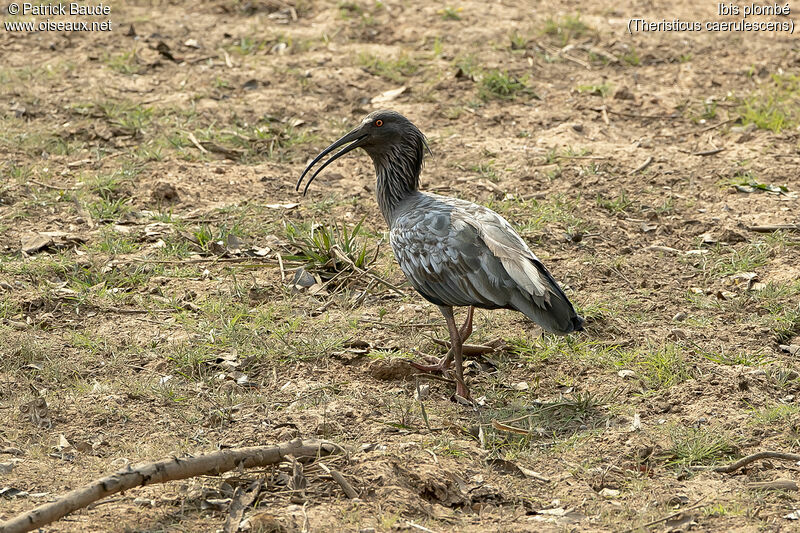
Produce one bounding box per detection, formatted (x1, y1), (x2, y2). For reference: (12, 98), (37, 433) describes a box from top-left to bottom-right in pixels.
(297, 110), (584, 399)
(388, 192), (583, 334)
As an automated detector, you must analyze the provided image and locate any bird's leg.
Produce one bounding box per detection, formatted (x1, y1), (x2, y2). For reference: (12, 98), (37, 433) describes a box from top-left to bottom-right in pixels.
(458, 306), (474, 344)
(408, 306), (474, 374)
(441, 306), (470, 400)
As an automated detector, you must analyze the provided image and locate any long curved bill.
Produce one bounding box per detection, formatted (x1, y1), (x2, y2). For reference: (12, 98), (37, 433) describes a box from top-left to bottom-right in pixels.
(296, 127), (368, 196)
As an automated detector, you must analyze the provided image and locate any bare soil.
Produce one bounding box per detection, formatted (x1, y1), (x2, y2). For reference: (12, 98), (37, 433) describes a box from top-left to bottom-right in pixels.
(2, 1), (800, 531)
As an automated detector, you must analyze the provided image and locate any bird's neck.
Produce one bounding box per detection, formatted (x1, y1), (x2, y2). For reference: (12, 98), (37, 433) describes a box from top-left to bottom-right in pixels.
(372, 143), (423, 225)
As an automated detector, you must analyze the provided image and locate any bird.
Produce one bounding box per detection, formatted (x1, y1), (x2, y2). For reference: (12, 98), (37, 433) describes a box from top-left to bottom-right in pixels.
(296, 110), (584, 400)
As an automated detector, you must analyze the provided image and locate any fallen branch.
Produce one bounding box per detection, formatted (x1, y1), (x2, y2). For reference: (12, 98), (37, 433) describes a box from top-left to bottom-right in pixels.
(0, 438), (341, 533)
(713, 451), (800, 473)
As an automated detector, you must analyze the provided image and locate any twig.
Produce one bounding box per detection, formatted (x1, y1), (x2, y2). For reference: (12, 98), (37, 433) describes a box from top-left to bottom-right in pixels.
(713, 451), (800, 473)
(221, 48), (234, 68)
(95, 306), (173, 315)
(331, 246), (405, 297)
(358, 318), (440, 329)
(696, 118), (734, 134)
(534, 41), (591, 69)
(689, 147), (725, 156)
(746, 479), (798, 491)
(491, 419), (531, 435)
(0, 439), (342, 533)
(621, 497), (708, 533)
(746, 224), (800, 233)
(186, 132), (208, 154)
(628, 156), (653, 176)
(412, 373), (456, 384)
(406, 522), (440, 533)
(555, 155), (610, 160)
(669, 118), (735, 137)
(589, 107), (678, 120)
(28, 179), (79, 191)
(430, 337), (504, 356)
(600, 105), (610, 125)
(129, 257), (293, 266)
(275, 251), (286, 282)
(319, 463), (359, 499)
(578, 44), (618, 63)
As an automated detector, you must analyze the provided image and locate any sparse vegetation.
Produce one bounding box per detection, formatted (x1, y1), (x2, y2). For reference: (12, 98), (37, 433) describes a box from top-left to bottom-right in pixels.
(738, 73), (800, 132)
(542, 14), (592, 46)
(662, 425), (739, 467)
(479, 69), (533, 100)
(358, 53), (419, 82)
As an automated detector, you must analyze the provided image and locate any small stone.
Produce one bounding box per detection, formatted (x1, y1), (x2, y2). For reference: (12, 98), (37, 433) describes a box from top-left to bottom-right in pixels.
(414, 383), (430, 400)
(672, 312), (687, 322)
(292, 267), (315, 288)
(21, 234), (53, 254)
(613, 86), (635, 100)
(599, 488), (620, 498)
(778, 345), (799, 356)
(617, 369), (636, 379)
(668, 329), (687, 341)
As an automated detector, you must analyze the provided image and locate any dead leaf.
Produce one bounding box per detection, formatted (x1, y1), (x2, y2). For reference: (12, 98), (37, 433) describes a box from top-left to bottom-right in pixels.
(0, 487), (29, 499)
(226, 234), (245, 255)
(21, 234), (53, 254)
(20, 397), (51, 429)
(371, 86), (407, 104)
(223, 480), (262, 533)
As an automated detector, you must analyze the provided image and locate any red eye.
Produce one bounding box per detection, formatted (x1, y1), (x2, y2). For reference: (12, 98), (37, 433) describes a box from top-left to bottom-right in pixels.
(375, 119), (383, 127)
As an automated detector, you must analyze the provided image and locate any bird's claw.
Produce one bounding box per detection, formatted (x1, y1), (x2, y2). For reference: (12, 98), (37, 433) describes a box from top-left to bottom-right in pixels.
(408, 355), (453, 374)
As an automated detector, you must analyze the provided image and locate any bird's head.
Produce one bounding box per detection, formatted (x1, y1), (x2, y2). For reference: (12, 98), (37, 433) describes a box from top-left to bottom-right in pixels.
(296, 110), (430, 195)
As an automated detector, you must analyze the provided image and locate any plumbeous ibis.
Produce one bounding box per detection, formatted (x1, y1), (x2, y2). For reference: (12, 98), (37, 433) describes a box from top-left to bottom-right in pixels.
(297, 110), (584, 400)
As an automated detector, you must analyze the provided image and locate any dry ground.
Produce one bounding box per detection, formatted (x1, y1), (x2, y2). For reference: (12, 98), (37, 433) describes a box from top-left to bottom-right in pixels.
(2, 0), (800, 531)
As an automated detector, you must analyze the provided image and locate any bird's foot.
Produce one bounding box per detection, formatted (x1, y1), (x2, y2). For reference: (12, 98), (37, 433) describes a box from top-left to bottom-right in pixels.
(408, 355), (453, 374)
(453, 380), (472, 403)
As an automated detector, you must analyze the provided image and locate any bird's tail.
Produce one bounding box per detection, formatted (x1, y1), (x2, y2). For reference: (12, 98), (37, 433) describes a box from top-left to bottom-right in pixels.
(511, 258), (584, 335)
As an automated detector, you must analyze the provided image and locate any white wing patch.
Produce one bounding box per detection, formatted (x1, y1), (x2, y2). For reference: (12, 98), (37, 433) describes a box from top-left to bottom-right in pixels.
(458, 208), (551, 304)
